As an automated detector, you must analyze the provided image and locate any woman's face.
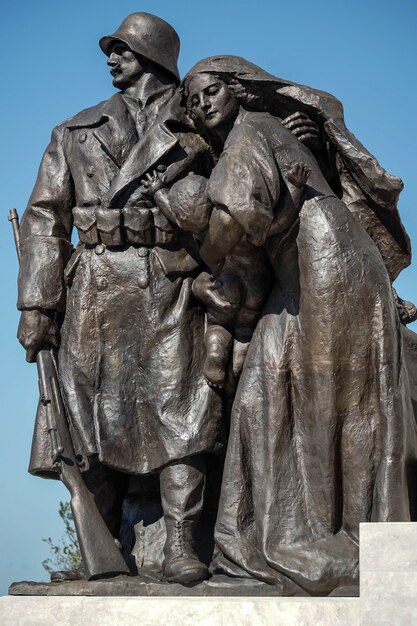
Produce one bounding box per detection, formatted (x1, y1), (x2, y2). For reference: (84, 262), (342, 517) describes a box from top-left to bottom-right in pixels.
(186, 73), (239, 131)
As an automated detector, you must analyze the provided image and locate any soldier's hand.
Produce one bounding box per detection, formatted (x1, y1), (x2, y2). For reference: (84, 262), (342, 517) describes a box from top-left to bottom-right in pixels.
(17, 309), (59, 363)
(282, 111), (322, 151)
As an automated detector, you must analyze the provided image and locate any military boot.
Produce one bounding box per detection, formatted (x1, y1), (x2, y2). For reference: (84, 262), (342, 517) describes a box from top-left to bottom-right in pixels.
(160, 456), (209, 584)
(163, 519), (209, 584)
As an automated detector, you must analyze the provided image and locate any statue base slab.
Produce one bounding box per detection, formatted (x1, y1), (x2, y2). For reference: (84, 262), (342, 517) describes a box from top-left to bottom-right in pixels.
(7, 574), (314, 598)
(2, 523), (417, 625)
(0, 596), (359, 625)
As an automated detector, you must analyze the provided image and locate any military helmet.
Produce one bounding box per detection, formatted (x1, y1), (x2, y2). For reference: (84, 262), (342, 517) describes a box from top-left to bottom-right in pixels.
(99, 12), (180, 83)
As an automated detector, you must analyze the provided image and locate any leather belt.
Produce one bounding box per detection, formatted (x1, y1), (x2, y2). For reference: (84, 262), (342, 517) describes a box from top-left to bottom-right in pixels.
(72, 205), (174, 247)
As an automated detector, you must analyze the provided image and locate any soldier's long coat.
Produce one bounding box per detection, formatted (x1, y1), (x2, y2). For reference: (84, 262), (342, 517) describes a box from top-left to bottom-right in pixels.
(18, 87), (222, 476)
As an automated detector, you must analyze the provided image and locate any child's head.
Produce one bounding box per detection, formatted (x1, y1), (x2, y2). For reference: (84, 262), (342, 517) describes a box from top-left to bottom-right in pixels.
(169, 173), (212, 235)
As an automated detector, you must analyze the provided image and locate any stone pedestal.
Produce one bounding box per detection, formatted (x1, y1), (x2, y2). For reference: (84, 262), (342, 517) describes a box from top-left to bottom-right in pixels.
(0, 596), (359, 625)
(360, 523), (417, 625)
(1, 523), (417, 625)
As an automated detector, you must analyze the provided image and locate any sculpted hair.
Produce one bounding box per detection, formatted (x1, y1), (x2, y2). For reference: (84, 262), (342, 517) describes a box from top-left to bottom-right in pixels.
(181, 73), (259, 118)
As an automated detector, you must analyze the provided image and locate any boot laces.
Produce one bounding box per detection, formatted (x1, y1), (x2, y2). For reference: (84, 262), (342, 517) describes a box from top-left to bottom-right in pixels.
(173, 520), (192, 557)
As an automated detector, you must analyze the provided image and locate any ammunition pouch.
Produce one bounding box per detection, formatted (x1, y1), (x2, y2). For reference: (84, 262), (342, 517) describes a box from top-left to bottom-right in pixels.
(123, 207), (153, 245)
(73, 206), (99, 245)
(96, 207), (123, 246)
(72, 205), (174, 247)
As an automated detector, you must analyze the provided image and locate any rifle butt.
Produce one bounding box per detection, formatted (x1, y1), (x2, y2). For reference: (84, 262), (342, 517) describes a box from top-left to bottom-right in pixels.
(69, 481), (130, 580)
(40, 349), (129, 579)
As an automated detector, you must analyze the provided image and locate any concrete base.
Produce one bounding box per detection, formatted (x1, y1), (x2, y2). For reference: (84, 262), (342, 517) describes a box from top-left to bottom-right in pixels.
(0, 596), (359, 626)
(360, 523), (417, 625)
(2, 523), (417, 625)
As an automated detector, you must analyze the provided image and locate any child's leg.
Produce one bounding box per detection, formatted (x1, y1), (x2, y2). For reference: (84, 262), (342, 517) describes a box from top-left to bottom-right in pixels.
(193, 270), (244, 388)
(204, 323), (233, 388)
(230, 294), (267, 384)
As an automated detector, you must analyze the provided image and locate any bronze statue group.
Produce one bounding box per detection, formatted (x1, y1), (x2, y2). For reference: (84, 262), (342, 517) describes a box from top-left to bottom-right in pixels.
(16, 13), (417, 595)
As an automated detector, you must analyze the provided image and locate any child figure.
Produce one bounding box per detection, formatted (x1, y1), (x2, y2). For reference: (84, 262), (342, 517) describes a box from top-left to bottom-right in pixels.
(142, 162), (310, 388)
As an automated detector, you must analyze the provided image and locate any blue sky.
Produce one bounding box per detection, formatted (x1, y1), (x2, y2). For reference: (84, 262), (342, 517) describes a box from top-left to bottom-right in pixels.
(1, 0), (417, 594)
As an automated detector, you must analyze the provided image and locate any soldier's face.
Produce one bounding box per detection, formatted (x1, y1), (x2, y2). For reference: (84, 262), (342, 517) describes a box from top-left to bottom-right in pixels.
(107, 42), (144, 90)
(187, 74), (239, 131)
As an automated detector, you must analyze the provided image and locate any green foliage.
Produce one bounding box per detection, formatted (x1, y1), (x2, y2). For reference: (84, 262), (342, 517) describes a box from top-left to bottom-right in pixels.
(42, 501), (82, 574)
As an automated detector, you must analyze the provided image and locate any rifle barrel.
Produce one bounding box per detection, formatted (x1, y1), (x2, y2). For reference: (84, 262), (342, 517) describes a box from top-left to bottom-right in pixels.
(8, 208), (20, 261)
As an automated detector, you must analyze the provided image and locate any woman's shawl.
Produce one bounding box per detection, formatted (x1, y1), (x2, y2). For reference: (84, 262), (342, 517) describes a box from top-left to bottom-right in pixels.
(207, 111), (280, 247)
(185, 56), (410, 280)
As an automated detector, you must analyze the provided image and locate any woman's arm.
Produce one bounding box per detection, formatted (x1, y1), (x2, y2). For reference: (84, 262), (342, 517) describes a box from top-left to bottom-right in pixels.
(268, 163), (310, 237)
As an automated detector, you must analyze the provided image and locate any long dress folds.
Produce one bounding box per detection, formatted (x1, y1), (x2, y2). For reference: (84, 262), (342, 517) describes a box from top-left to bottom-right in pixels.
(210, 109), (417, 594)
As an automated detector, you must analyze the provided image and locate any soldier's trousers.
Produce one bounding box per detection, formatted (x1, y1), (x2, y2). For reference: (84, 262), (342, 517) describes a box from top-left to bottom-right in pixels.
(83, 455), (207, 539)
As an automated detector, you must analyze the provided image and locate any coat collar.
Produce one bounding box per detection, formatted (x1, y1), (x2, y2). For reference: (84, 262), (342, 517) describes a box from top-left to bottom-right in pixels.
(122, 75), (175, 110)
(65, 82), (177, 172)
(66, 93), (138, 169)
(103, 91), (189, 207)
(65, 81), (175, 127)
(65, 92), (126, 128)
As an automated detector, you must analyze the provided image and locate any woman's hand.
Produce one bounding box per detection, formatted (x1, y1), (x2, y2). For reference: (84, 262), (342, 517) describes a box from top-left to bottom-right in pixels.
(192, 272), (234, 315)
(282, 112), (322, 152)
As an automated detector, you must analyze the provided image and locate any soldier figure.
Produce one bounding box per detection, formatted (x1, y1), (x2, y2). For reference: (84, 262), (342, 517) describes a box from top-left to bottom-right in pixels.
(16, 13), (222, 584)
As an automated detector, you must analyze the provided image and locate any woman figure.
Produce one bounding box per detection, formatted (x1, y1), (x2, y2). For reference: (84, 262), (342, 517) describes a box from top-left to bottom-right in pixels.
(182, 56), (417, 595)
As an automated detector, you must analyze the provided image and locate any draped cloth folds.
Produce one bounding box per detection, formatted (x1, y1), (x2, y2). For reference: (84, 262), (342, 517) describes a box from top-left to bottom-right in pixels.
(181, 57), (417, 593)
(185, 55), (410, 280)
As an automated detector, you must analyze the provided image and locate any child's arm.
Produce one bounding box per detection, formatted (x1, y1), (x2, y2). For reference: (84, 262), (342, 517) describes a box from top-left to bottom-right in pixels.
(287, 163), (311, 206)
(268, 163), (310, 236)
(141, 171), (179, 225)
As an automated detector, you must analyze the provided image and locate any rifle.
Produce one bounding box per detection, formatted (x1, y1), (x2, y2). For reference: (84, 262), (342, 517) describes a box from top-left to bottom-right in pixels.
(8, 209), (130, 580)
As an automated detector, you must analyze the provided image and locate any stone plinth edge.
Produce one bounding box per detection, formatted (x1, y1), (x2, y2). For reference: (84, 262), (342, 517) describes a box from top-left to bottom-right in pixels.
(2, 522), (417, 625)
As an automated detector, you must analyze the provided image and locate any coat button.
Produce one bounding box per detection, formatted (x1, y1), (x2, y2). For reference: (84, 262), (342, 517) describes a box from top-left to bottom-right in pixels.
(137, 246), (149, 258)
(96, 278), (108, 291)
(95, 243), (106, 255)
(79, 133), (87, 143)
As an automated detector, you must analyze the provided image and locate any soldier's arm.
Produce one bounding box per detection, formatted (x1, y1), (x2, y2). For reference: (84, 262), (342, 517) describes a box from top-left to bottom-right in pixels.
(18, 125), (74, 311)
(17, 126), (74, 361)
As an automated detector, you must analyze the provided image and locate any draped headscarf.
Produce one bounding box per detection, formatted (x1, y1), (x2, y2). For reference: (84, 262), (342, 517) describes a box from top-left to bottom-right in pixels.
(183, 55), (410, 280)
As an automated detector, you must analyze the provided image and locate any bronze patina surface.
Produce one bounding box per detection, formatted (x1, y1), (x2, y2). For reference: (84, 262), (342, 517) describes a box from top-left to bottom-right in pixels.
(11, 13), (417, 596)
